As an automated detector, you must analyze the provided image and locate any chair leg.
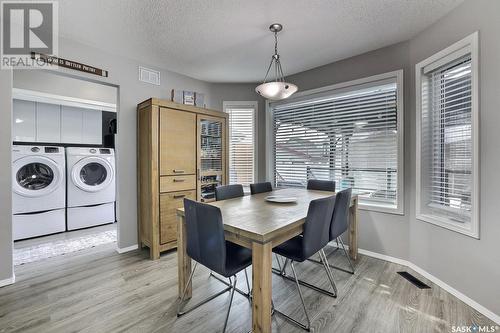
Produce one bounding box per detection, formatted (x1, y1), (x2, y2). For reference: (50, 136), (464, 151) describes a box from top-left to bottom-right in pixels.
(222, 275), (237, 333)
(177, 263), (233, 317)
(274, 261), (311, 331)
(275, 253), (283, 272)
(338, 237), (355, 274)
(319, 249), (337, 297)
(209, 271), (251, 298)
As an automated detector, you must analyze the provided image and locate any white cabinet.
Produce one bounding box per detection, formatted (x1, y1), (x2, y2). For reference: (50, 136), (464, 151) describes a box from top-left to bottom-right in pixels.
(13, 100), (103, 145)
(61, 106), (102, 144)
(13, 99), (36, 142)
(82, 109), (102, 144)
(37, 102), (61, 143)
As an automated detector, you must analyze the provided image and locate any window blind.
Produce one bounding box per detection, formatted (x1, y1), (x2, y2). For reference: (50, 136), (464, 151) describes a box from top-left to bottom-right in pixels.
(227, 106), (255, 185)
(272, 82), (399, 207)
(424, 55), (472, 222)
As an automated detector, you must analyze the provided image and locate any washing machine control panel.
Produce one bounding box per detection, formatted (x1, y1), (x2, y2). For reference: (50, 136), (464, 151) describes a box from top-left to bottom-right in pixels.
(89, 148), (97, 154)
(31, 147), (40, 153)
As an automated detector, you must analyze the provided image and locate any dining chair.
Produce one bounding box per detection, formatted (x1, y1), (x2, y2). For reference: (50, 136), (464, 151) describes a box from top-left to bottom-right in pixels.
(306, 179), (336, 192)
(215, 184), (244, 201)
(272, 196), (336, 331)
(250, 182), (273, 194)
(178, 199), (252, 333)
(307, 188), (354, 274)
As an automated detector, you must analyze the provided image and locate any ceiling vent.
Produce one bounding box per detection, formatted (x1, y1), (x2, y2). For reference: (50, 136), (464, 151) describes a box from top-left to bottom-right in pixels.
(139, 66), (160, 85)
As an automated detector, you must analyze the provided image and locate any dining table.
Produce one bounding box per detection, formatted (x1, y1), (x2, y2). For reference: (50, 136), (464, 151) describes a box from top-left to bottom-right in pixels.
(176, 187), (359, 333)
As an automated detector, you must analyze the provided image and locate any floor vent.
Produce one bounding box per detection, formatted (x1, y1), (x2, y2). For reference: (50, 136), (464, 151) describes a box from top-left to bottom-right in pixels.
(397, 271), (431, 289)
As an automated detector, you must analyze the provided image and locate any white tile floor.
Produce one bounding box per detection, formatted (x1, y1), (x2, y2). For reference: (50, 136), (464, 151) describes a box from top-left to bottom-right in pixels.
(14, 223), (117, 266)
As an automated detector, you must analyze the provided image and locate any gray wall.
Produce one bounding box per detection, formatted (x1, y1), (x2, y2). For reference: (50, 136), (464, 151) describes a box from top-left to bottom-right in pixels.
(13, 70), (118, 105)
(407, 0), (500, 317)
(0, 70), (13, 283)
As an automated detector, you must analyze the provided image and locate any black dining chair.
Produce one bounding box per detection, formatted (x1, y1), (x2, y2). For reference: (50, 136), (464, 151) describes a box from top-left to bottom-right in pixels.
(250, 182), (273, 195)
(177, 199), (252, 333)
(215, 184), (244, 201)
(272, 196), (336, 331)
(306, 179), (336, 192)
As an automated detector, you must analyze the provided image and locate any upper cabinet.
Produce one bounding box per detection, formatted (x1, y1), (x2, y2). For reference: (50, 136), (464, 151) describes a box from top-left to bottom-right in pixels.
(159, 108), (196, 176)
(13, 99), (103, 145)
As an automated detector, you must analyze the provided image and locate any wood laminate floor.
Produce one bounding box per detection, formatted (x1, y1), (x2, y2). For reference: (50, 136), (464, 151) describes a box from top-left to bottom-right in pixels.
(0, 243), (495, 333)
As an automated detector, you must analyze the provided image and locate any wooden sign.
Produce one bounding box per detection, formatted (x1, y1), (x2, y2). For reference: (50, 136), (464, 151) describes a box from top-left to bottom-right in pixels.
(31, 52), (108, 77)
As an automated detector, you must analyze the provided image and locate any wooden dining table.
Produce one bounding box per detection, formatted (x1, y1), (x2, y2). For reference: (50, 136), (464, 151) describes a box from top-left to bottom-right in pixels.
(176, 187), (359, 333)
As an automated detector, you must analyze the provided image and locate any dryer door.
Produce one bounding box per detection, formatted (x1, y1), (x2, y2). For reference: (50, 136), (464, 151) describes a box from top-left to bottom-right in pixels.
(71, 157), (114, 192)
(13, 156), (63, 197)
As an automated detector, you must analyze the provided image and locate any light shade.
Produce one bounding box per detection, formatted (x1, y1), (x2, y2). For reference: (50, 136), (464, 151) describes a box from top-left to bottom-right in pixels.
(255, 81), (298, 101)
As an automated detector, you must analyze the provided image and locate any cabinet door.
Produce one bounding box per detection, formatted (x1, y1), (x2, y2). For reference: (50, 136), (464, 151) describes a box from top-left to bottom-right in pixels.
(159, 190), (196, 244)
(61, 106), (83, 143)
(13, 99), (36, 142)
(197, 114), (227, 202)
(82, 109), (102, 144)
(36, 102), (61, 143)
(159, 108), (196, 176)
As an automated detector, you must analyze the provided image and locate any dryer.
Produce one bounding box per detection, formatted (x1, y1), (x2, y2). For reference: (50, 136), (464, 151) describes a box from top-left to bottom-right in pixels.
(12, 145), (66, 240)
(66, 147), (116, 230)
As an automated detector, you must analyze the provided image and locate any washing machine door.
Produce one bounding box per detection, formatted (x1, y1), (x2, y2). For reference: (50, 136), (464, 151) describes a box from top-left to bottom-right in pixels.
(71, 156), (114, 192)
(13, 156), (63, 197)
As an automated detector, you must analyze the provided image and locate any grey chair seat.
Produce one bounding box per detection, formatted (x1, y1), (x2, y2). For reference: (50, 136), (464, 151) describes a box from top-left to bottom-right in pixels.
(224, 242), (252, 277)
(273, 235), (305, 262)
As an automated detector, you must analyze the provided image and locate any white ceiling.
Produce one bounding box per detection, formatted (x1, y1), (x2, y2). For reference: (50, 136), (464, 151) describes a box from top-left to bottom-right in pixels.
(58, 0), (464, 83)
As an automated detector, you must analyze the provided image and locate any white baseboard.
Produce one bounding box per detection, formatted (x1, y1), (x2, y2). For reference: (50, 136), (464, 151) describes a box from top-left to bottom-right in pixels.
(0, 274), (15, 288)
(116, 244), (139, 254)
(357, 248), (500, 325)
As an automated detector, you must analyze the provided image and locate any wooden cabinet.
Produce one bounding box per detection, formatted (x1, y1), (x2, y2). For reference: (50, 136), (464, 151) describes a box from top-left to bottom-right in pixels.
(137, 98), (228, 259)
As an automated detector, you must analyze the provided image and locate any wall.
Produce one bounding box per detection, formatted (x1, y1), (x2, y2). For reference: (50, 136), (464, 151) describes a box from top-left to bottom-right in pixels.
(408, 0), (500, 317)
(13, 70), (117, 105)
(0, 69), (13, 283)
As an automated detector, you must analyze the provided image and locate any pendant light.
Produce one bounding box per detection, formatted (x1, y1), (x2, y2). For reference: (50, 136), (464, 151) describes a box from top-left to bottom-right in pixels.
(255, 23), (298, 100)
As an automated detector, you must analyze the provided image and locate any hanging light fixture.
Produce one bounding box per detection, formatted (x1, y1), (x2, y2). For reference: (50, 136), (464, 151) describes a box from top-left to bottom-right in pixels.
(255, 23), (298, 100)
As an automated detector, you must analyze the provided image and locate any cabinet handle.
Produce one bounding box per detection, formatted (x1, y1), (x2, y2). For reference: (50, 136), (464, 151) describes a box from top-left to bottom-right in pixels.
(173, 194), (186, 199)
(173, 178), (185, 182)
(173, 169), (185, 173)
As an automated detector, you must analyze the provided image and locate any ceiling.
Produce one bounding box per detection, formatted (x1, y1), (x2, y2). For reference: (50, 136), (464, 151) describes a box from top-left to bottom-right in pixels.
(58, 0), (464, 83)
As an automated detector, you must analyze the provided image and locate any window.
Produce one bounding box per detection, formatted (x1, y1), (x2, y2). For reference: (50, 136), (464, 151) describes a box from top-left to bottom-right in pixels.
(223, 101), (257, 186)
(268, 71), (404, 213)
(416, 32), (479, 238)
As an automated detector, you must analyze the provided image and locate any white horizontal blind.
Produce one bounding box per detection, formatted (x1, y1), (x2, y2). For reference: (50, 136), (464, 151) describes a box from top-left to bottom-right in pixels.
(272, 83), (398, 207)
(426, 55), (472, 222)
(227, 106), (255, 185)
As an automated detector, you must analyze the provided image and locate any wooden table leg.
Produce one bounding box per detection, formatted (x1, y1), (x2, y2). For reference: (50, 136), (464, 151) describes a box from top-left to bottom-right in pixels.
(348, 196), (359, 261)
(177, 214), (192, 299)
(252, 241), (272, 333)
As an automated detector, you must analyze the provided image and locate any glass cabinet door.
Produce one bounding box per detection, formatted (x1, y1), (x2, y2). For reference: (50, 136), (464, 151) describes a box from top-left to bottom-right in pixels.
(197, 115), (226, 202)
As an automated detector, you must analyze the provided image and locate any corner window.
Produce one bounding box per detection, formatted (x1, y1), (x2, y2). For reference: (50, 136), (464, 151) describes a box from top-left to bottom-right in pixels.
(416, 32), (479, 238)
(268, 70), (404, 214)
(223, 101), (258, 186)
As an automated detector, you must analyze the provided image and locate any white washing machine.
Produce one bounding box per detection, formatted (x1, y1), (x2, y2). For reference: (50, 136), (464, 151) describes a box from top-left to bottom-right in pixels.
(66, 147), (116, 230)
(12, 145), (66, 240)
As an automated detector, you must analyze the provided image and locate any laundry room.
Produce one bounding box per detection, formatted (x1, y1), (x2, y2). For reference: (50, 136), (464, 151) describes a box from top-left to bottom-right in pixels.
(11, 70), (118, 265)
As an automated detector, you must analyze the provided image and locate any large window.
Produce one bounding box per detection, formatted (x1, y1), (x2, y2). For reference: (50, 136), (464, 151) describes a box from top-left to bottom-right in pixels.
(416, 32), (479, 238)
(268, 71), (404, 213)
(224, 101), (257, 186)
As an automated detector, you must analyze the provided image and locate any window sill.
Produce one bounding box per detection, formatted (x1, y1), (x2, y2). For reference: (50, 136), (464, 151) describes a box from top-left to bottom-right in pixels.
(416, 213), (479, 239)
(359, 202), (404, 216)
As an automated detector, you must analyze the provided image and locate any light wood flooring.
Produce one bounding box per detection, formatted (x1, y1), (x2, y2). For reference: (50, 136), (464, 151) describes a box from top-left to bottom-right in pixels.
(0, 243), (495, 333)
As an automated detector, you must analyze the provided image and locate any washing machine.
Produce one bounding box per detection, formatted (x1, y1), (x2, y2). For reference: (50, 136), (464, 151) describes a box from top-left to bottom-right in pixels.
(66, 147), (116, 230)
(12, 145), (66, 240)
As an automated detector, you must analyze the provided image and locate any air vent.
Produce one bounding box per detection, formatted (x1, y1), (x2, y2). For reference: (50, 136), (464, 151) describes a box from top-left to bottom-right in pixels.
(139, 66), (160, 86)
(397, 271), (431, 289)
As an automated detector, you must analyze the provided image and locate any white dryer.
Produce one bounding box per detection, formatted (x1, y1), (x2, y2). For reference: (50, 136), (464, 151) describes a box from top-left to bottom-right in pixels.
(66, 147), (116, 230)
(12, 145), (66, 240)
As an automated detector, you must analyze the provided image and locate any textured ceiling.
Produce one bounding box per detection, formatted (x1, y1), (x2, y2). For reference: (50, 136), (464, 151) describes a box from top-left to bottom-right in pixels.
(58, 0), (464, 83)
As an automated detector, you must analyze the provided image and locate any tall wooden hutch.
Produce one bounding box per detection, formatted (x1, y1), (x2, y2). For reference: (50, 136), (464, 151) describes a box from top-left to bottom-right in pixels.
(137, 98), (228, 259)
